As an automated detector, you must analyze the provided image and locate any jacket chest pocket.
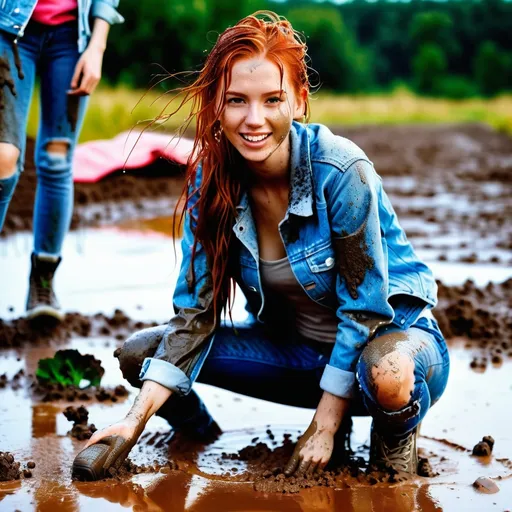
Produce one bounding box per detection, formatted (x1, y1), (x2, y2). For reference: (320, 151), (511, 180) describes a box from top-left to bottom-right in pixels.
(299, 244), (336, 301)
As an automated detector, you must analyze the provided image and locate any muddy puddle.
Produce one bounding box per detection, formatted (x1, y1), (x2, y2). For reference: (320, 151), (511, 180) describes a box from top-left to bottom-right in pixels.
(1, 123), (511, 510)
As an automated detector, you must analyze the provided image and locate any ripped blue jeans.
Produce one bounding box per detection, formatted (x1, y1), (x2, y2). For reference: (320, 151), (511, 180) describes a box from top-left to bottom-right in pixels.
(0, 20), (87, 256)
(119, 300), (450, 436)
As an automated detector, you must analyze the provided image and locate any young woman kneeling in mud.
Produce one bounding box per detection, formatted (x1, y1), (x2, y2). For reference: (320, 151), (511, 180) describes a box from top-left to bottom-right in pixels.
(72, 11), (450, 481)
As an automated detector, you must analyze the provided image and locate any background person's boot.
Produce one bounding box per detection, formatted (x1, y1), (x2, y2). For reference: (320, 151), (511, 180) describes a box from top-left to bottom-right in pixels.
(369, 422), (419, 474)
(26, 253), (64, 321)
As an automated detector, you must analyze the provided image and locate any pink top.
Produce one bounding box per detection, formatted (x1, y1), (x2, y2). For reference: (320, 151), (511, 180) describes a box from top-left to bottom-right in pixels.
(31, 0), (78, 26)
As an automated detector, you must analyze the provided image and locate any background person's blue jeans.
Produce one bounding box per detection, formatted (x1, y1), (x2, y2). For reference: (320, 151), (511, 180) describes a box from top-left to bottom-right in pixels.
(0, 20), (87, 256)
(119, 313), (450, 436)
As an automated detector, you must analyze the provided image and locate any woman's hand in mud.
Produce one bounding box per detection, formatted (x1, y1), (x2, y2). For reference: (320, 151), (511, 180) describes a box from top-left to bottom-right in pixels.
(284, 420), (335, 477)
(68, 45), (104, 96)
(84, 416), (142, 449)
(284, 391), (350, 476)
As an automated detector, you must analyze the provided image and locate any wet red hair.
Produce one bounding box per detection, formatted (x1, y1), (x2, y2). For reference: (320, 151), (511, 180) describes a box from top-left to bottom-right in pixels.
(167, 11), (310, 319)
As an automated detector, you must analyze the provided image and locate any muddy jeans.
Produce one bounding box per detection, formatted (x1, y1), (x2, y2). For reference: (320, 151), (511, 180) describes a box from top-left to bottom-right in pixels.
(0, 20), (87, 255)
(117, 308), (450, 436)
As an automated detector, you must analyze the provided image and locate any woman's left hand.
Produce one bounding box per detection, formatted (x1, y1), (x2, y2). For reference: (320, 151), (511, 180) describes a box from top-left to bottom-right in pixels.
(284, 390), (350, 476)
(68, 45), (104, 96)
(284, 419), (335, 476)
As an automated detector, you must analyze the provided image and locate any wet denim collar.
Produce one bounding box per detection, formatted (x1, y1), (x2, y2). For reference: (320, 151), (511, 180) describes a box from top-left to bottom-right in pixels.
(235, 121), (314, 217)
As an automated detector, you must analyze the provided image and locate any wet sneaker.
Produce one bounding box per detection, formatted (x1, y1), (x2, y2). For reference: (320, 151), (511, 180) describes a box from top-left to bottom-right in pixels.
(369, 423), (419, 474)
(26, 253), (64, 321)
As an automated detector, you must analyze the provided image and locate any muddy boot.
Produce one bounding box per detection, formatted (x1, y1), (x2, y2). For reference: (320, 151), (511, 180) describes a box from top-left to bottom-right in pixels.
(369, 422), (419, 474)
(72, 435), (137, 481)
(26, 253), (64, 321)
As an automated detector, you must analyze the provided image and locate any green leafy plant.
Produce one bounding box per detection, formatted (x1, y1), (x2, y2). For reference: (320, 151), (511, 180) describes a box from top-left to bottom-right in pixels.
(36, 350), (105, 388)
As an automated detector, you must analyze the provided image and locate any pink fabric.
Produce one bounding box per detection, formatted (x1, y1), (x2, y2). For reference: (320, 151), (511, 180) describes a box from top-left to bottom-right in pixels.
(32, 0), (78, 26)
(73, 131), (194, 183)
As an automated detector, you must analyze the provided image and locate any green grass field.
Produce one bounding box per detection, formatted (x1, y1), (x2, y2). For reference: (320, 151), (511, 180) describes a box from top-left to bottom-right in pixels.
(26, 86), (512, 142)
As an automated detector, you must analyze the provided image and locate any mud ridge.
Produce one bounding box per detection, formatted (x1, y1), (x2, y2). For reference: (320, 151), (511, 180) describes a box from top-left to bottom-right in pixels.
(0, 309), (157, 349)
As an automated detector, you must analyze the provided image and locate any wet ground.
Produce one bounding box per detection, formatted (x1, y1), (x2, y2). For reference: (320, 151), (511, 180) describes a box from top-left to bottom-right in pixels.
(1, 123), (511, 510)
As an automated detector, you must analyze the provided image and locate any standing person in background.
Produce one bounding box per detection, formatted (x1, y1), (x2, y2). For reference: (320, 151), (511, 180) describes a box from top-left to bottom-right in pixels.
(0, 0), (123, 320)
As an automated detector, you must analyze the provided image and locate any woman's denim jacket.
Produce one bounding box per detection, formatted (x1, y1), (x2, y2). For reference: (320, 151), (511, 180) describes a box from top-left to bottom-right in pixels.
(139, 122), (438, 400)
(0, 0), (124, 52)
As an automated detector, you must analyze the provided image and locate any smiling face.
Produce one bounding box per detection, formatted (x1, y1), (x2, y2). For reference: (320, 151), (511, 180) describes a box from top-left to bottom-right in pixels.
(218, 56), (306, 175)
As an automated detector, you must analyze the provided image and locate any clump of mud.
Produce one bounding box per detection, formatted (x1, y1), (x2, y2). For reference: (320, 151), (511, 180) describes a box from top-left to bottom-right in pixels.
(0, 452), (21, 482)
(32, 380), (129, 403)
(219, 432), (427, 493)
(107, 458), (166, 480)
(0, 309), (157, 348)
(434, 279), (512, 368)
(473, 436), (495, 456)
(63, 405), (97, 440)
(0, 368), (25, 390)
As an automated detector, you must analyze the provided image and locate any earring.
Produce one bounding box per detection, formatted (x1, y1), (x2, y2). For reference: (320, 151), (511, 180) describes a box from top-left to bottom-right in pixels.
(213, 122), (223, 143)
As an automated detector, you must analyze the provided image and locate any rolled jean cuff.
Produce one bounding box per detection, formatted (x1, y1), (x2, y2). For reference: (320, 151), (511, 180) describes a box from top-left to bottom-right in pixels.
(139, 357), (191, 395)
(91, 2), (125, 25)
(319, 364), (356, 399)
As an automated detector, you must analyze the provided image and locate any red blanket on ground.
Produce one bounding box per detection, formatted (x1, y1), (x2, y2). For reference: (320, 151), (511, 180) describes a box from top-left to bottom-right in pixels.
(73, 131), (193, 183)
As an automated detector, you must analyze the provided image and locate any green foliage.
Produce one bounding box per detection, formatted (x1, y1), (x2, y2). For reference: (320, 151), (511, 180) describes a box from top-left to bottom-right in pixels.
(412, 43), (447, 95)
(286, 6), (374, 92)
(434, 75), (479, 99)
(36, 350), (105, 388)
(100, 0), (512, 96)
(409, 11), (453, 48)
(474, 41), (512, 96)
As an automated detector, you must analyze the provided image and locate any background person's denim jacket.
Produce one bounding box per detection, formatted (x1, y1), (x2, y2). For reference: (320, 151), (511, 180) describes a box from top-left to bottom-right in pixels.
(139, 121), (438, 400)
(0, 0), (124, 53)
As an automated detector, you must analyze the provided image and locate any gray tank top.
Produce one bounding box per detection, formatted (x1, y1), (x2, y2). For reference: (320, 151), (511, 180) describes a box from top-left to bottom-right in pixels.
(259, 256), (338, 343)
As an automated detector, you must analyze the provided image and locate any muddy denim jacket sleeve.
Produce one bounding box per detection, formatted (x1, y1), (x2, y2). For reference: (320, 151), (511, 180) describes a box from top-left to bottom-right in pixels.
(319, 159), (395, 399)
(139, 166), (217, 395)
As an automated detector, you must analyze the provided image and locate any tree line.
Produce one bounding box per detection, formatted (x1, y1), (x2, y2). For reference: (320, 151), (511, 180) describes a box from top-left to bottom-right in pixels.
(103, 0), (512, 98)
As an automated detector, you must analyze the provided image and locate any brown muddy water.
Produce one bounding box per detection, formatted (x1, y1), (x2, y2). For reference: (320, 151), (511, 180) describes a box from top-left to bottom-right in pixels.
(1, 224), (511, 511)
(1, 124), (512, 511)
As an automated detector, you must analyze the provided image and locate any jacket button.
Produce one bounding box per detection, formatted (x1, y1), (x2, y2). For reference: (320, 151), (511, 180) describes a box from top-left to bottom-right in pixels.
(13, 8), (20, 14)
(400, 318), (406, 325)
(13, 24), (21, 29)
(325, 257), (335, 267)
(248, 286), (257, 292)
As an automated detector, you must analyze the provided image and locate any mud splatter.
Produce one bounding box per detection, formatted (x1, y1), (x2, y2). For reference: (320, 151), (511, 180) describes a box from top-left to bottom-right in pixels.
(0, 53), (16, 110)
(67, 94), (80, 132)
(12, 42), (24, 81)
(334, 220), (374, 300)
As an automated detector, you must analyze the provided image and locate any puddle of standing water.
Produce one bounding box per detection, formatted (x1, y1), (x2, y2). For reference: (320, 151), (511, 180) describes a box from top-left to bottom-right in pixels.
(1, 220), (511, 511)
